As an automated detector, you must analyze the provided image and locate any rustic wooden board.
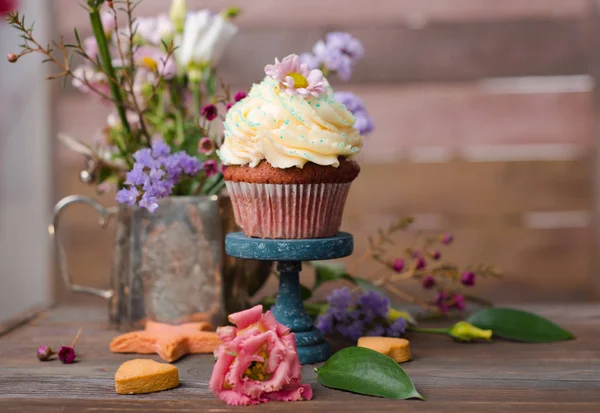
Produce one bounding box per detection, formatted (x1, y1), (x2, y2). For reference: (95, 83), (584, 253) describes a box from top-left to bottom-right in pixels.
(55, 0), (592, 30)
(53, 155), (596, 303)
(51, 0), (593, 84)
(54, 87), (595, 164)
(0, 300), (599, 412)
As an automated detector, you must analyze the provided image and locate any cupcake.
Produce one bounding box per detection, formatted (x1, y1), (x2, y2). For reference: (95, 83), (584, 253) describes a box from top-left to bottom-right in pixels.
(218, 54), (363, 239)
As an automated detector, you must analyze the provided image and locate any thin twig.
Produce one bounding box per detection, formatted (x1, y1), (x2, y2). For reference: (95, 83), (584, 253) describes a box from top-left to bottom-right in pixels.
(70, 327), (83, 348)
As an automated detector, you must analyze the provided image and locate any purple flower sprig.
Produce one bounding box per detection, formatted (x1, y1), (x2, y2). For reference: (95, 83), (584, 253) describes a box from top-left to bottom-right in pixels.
(316, 287), (406, 342)
(116, 140), (202, 213)
(301, 32), (364, 81)
(335, 91), (374, 136)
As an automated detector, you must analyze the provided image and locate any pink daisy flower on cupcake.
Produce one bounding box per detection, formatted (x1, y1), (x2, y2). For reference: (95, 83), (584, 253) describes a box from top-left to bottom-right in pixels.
(265, 54), (327, 98)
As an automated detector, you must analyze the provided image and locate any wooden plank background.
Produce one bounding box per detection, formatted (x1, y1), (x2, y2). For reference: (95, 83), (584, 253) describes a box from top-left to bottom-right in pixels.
(49, 0), (600, 303)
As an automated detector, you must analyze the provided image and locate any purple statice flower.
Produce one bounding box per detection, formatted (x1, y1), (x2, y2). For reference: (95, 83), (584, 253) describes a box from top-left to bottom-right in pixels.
(317, 288), (406, 342)
(305, 32), (364, 81)
(347, 320), (366, 341)
(327, 287), (352, 322)
(366, 323), (386, 337)
(334, 91), (374, 136)
(316, 313), (334, 335)
(357, 290), (389, 320)
(299, 52), (321, 70)
(116, 140), (202, 212)
(115, 187), (139, 206)
(387, 318), (406, 338)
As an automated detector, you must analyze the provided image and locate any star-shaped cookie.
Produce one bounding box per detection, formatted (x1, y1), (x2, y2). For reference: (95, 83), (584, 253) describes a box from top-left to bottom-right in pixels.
(110, 320), (221, 362)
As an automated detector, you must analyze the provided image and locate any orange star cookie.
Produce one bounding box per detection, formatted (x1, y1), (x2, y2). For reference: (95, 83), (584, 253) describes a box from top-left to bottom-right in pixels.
(110, 320), (221, 362)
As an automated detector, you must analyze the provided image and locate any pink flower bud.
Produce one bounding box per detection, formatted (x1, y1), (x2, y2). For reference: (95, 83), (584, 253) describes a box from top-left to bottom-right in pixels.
(415, 257), (426, 270)
(7, 53), (18, 63)
(37, 345), (54, 361)
(233, 90), (247, 102)
(421, 275), (435, 289)
(226, 102), (234, 112)
(461, 271), (476, 286)
(441, 233), (454, 245)
(198, 137), (215, 155)
(392, 258), (404, 272)
(204, 160), (219, 177)
(431, 250), (441, 260)
(452, 294), (466, 311)
(201, 104), (218, 121)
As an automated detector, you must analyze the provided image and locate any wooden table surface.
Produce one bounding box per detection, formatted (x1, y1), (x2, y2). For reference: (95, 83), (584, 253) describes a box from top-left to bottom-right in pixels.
(1, 299), (599, 412)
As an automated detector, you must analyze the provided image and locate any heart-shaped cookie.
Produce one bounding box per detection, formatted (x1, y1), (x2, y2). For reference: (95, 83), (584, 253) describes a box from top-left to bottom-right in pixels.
(357, 337), (412, 363)
(115, 359), (179, 394)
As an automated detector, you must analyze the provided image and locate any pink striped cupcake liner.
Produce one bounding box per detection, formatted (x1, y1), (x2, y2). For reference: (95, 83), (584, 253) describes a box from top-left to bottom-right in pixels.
(225, 181), (352, 239)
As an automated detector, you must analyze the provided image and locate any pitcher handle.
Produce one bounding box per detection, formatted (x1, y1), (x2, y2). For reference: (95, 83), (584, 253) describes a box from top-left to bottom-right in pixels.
(49, 195), (118, 300)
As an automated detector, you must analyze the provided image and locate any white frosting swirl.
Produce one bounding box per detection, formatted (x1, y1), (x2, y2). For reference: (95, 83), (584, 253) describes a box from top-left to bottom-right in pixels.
(218, 77), (363, 168)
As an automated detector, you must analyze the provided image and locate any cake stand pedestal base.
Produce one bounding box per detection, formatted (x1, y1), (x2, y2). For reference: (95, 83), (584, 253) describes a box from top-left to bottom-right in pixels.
(225, 232), (354, 364)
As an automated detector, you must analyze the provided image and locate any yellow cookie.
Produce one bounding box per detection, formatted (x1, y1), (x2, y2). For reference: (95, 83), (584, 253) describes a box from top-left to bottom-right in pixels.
(357, 337), (412, 363)
(115, 359), (179, 395)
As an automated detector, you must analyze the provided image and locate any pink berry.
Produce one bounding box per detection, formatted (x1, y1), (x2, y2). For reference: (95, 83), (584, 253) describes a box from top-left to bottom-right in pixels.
(392, 258), (404, 272)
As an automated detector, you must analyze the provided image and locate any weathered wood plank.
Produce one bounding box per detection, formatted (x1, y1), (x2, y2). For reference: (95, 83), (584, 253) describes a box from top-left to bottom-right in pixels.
(55, 87), (595, 165)
(55, 0), (592, 30)
(347, 161), (593, 215)
(0, 301), (599, 412)
(51, 1), (594, 83)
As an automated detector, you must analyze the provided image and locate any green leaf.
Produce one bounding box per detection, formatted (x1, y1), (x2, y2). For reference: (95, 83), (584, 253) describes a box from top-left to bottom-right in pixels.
(300, 284), (312, 301)
(467, 308), (574, 343)
(317, 347), (423, 400)
(311, 261), (349, 291)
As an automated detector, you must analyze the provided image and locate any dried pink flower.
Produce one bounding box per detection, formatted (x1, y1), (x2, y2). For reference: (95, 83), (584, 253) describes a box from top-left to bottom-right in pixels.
(461, 271), (476, 286)
(441, 233), (454, 245)
(233, 90), (247, 102)
(202, 104), (218, 121)
(264, 54), (327, 98)
(58, 346), (76, 364)
(392, 258), (404, 273)
(37, 345), (54, 361)
(198, 137), (215, 155)
(204, 160), (219, 177)
(422, 275), (436, 289)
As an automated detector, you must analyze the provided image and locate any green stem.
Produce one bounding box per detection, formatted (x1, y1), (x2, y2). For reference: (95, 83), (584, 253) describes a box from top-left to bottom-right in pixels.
(409, 327), (449, 335)
(192, 80), (201, 126)
(205, 175), (225, 196)
(88, 4), (131, 159)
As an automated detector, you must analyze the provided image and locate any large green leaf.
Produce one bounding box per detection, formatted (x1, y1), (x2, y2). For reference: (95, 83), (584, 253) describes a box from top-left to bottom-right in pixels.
(311, 261), (349, 291)
(467, 308), (574, 343)
(317, 347), (423, 400)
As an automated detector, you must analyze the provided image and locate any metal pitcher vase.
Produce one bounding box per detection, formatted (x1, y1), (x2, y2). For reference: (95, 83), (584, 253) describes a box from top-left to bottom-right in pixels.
(50, 195), (271, 330)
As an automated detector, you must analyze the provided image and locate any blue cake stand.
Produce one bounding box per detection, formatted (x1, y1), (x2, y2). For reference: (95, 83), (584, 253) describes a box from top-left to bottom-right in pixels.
(225, 232), (354, 364)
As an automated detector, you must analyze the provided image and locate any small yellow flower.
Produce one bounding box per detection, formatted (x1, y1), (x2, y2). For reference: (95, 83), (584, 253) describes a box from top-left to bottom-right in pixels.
(448, 321), (492, 342)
